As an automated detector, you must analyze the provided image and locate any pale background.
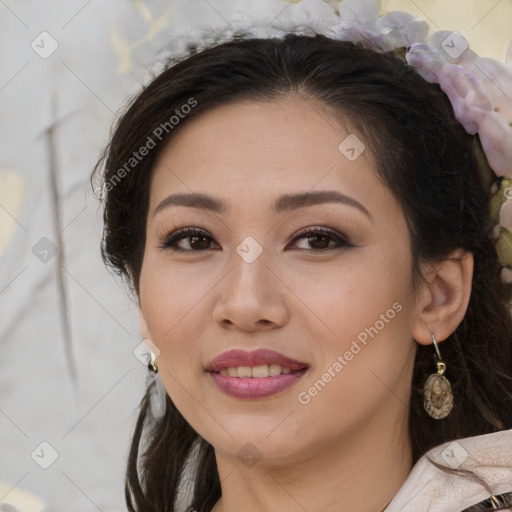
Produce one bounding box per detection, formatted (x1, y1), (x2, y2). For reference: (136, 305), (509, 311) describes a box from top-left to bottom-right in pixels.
(0, 0), (510, 510)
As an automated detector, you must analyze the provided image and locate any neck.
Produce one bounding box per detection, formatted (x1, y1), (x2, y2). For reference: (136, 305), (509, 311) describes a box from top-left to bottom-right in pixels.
(210, 411), (413, 512)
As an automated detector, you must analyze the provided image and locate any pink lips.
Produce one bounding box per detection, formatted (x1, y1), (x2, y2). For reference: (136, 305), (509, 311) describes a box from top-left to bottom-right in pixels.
(206, 349), (308, 399)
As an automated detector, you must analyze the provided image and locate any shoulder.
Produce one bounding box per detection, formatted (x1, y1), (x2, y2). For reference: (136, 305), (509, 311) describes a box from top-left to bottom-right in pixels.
(384, 429), (512, 512)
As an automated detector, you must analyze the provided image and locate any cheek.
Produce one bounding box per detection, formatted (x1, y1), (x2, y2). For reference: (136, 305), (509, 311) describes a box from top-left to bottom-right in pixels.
(286, 249), (415, 410)
(138, 257), (216, 365)
(294, 308), (415, 444)
(139, 264), (215, 421)
(280, 246), (410, 343)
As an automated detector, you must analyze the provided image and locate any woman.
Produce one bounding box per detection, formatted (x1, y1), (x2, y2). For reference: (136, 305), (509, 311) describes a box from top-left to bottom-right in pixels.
(92, 4), (512, 511)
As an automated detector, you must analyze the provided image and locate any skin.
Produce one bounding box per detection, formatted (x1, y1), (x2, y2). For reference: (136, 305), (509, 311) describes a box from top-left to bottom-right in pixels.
(138, 96), (473, 512)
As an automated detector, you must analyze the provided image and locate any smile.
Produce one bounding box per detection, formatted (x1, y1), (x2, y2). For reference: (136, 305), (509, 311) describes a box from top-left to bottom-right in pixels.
(206, 349), (309, 399)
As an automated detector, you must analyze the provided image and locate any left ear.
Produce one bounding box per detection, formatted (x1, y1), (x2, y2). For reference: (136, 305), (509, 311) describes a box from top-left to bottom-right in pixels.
(412, 249), (474, 345)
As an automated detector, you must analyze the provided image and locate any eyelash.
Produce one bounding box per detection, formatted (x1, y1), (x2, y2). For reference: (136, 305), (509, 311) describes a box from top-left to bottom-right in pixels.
(157, 226), (352, 252)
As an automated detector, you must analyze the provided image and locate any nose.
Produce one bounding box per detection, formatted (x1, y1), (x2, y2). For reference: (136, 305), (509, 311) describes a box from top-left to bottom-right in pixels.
(212, 246), (290, 332)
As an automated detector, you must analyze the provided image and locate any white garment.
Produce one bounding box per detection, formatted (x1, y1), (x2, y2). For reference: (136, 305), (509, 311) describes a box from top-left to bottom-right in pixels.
(385, 428), (512, 511)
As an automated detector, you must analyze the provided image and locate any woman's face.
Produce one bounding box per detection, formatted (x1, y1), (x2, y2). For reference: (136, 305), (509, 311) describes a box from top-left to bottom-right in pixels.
(139, 96), (419, 465)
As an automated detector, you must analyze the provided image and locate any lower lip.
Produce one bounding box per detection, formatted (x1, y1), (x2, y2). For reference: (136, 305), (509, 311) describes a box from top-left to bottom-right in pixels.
(209, 369), (307, 399)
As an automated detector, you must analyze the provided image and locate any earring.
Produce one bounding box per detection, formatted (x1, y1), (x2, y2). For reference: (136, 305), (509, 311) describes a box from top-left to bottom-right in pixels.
(146, 351), (167, 420)
(423, 334), (453, 419)
(148, 351), (158, 373)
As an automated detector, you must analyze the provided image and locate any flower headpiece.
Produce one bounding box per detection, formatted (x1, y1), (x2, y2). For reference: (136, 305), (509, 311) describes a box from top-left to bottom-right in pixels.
(159, 0), (512, 286)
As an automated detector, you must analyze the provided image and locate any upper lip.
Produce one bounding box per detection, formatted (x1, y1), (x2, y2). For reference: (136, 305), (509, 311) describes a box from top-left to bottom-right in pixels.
(206, 349), (308, 372)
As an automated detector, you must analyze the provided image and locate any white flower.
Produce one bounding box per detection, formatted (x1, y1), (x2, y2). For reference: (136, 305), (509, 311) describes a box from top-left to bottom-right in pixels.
(375, 11), (428, 49)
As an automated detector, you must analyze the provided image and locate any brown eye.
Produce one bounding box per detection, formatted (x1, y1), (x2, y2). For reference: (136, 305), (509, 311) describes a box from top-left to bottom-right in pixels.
(188, 234), (211, 250)
(158, 227), (219, 251)
(290, 227), (351, 251)
(307, 233), (331, 249)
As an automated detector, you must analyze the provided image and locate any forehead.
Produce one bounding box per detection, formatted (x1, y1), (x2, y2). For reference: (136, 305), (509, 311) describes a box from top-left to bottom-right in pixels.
(148, 96), (396, 218)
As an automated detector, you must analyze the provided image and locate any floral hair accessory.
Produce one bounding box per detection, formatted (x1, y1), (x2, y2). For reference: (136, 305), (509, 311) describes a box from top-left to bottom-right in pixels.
(406, 34), (512, 178)
(158, 0), (512, 283)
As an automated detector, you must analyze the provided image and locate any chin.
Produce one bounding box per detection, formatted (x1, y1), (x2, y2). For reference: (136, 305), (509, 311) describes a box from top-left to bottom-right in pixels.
(199, 416), (311, 464)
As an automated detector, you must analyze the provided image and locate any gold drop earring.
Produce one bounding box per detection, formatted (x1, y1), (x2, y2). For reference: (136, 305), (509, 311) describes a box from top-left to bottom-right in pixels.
(423, 334), (453, 419)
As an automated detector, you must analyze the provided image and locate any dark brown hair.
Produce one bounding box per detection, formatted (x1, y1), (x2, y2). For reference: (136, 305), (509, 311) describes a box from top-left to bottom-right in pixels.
(92, 33), (512, 511)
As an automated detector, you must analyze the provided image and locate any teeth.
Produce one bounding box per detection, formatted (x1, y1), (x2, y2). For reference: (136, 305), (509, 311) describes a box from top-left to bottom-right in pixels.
(252, 364), (269, 378)
(238, 366), (252, 378)
(218, 364), (294, 378)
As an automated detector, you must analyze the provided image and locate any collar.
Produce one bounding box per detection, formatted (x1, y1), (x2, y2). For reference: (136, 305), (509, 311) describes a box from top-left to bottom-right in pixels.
(385, 429), (512, 512)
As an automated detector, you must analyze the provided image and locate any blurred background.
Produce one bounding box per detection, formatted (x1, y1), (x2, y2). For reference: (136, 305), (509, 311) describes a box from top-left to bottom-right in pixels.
(0, 0), (510, 510)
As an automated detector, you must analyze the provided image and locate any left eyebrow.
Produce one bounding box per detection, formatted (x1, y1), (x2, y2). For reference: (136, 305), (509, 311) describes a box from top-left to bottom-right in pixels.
(153, 190), (373, 221)
(273, 190), (372, 220)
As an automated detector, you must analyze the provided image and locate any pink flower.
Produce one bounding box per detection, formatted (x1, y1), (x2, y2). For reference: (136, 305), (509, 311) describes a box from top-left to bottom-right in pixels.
(407, 38), (512, 177)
